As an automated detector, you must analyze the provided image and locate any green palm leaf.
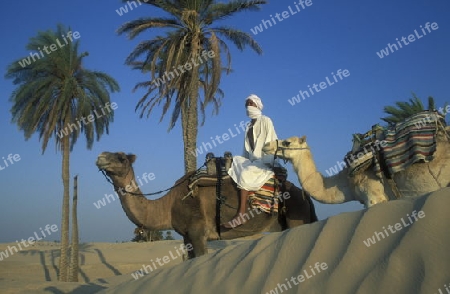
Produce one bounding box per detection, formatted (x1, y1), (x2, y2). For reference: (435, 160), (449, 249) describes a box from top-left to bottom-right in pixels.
(381, 93), (440, 125)
(118, 0), (266, 172)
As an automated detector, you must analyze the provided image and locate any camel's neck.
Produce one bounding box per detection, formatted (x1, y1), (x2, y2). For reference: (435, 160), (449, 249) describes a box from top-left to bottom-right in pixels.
(110, 172), (174, 230)
(118, 188), (174, 230)
(291, 148), (354, 204)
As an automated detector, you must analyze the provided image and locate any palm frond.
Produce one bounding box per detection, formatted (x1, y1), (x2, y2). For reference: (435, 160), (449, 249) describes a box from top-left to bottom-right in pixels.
(6, 24), (120, 153)
(381, 94), (438, 126)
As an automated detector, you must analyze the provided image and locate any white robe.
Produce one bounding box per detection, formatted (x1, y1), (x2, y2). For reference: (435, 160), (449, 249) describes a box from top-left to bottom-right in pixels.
(228, 115), (279, 191)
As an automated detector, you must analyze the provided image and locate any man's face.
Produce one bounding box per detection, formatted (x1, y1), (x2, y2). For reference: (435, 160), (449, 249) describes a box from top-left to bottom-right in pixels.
(245, 99), (257, 108)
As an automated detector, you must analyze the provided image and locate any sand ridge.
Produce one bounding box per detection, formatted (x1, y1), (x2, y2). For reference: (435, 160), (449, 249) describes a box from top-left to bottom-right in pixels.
(1, 188), (449, 294)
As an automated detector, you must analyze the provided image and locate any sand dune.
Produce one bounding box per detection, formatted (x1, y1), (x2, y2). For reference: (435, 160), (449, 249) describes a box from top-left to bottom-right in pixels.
(0, 236), (260, 293)
(1, 188), (449, 294)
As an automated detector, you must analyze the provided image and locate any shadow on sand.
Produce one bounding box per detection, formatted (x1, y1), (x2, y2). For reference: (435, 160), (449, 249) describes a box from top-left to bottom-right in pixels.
(94, 248), (122, 276)
(44, 284), (107, 294)
(19, 243), (93, 282)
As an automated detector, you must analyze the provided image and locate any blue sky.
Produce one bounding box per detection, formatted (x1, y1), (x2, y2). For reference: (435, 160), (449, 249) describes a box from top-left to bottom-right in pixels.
(0, 0), (449, 243)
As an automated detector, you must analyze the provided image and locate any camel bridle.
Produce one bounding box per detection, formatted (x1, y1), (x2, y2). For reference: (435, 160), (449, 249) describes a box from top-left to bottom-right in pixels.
(273, 140), (317, 188)
(99, 164), (141, 195)
(274, 139), (310, 164)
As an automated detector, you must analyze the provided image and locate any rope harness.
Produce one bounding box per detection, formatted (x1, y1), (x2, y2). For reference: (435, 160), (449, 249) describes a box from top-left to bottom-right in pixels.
(273, 139), (310, 164)
(99, 163), (206, 197)
(272, 139), (311, 199)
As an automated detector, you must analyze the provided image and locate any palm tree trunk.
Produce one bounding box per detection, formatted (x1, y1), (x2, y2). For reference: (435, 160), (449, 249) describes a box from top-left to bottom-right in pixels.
(185, 90), (198, 173)
(184, 38), (200, 173)
(59, 134), (70, 281)
(181, 102), (190, 173)
(69, 174), (79, 282)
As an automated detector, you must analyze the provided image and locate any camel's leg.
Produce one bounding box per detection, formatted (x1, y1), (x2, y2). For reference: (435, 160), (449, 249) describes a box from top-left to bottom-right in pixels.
(183, 235), (196, 259)
(186, 223), (208, 258)
(352, 173), (389, 207)
(282, 181), (316, 227)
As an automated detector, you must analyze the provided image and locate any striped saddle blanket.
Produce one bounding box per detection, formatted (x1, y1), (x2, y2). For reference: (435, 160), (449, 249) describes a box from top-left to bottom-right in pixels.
(248, 175), (280, 214)
(380, 111), (442, 174)
(188, 164), (283, 215)
(346, 111), (444, 177)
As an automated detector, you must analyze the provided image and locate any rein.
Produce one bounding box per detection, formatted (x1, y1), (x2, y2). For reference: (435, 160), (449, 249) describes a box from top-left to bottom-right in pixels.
(99, 163), (206, 197)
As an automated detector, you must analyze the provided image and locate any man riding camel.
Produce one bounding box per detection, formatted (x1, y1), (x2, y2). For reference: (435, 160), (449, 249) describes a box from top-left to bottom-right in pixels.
(224, 94), (280, 228)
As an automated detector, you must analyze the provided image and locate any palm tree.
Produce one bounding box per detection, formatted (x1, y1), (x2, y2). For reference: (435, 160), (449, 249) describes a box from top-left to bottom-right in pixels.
(381, 94), (438, 125)
(5, 24), (120, 281)
(117, 0), (266, 173)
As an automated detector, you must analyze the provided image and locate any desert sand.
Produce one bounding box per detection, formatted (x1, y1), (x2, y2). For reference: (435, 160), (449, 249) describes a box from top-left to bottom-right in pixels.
(1, 188), (449, 294)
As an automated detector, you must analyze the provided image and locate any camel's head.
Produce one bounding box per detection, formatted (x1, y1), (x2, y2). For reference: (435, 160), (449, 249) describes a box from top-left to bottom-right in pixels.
(262, 136), (309, 161)
(96, 152), (136, 177)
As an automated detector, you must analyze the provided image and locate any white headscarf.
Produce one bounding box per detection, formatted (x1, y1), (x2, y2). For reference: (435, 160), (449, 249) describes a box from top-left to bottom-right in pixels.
(246, 94), (263, 119)
(246, 94), (263, 110)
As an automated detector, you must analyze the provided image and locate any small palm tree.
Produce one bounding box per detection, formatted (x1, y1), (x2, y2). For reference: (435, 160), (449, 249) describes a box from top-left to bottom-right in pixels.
(5, 24), (120, 281)
(118, 0), (266, 173)
(381, 94), (437, 125)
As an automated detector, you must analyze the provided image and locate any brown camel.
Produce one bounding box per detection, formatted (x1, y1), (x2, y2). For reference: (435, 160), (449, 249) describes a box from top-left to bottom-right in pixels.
(96, 152), (317, 258)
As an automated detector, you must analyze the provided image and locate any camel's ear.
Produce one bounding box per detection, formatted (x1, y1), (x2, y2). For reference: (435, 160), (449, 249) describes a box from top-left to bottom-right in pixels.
(299, 136), (307, 143)
(127, 154), (137, 164)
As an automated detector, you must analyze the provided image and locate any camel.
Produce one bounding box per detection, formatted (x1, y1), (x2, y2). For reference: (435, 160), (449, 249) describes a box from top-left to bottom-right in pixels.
(96, 152), (317, 258)
(262, 132), (450, 208)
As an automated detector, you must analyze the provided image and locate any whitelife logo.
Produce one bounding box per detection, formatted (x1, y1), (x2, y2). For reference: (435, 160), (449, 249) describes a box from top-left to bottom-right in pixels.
(18, 31), (81, 68)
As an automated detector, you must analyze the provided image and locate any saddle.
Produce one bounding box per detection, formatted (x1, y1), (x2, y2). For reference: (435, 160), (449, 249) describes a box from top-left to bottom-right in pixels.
(186, 152), (287, 215)
(346, 111), (445, 178)
(189, 152), (233, 187)
(345, 124), (384, 177)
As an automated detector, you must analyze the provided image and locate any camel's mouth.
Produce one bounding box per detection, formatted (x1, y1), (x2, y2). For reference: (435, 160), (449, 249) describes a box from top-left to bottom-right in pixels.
(96, 156), (111, 170)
